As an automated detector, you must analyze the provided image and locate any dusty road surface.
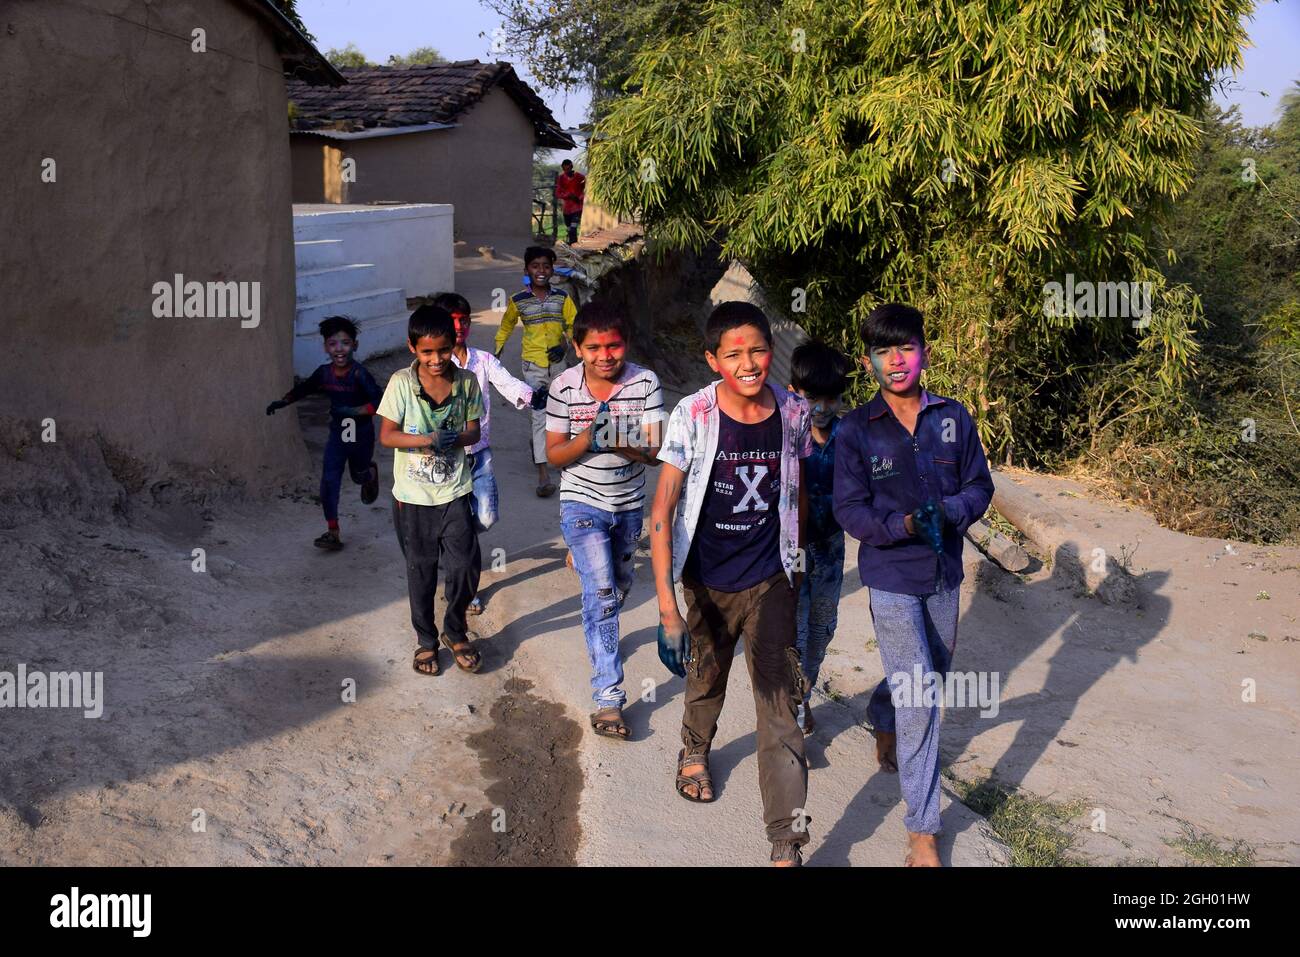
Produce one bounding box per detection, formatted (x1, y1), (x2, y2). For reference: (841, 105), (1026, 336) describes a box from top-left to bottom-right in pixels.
(1, 252), (1295, 866)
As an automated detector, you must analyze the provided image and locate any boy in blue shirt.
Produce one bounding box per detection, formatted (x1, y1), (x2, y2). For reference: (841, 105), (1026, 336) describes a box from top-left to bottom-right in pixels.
(266, 316), (382, 551)
(788, 341), (853, 736)
(832, 303), (994, 867)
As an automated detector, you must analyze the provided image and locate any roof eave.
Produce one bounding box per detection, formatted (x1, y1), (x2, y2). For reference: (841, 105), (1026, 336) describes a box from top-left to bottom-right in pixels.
(246, 0), (346, 87)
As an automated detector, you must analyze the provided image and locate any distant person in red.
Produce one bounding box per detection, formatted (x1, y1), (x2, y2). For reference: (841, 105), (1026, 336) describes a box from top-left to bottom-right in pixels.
(555, 159), (586, 244)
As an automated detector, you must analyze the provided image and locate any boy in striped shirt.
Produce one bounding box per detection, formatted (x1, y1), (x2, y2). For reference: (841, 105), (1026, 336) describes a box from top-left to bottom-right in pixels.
(545, 302), (665, 740)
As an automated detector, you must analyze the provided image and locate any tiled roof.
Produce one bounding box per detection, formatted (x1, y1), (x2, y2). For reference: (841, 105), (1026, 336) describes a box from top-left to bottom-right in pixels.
(286, 60), (575, 148)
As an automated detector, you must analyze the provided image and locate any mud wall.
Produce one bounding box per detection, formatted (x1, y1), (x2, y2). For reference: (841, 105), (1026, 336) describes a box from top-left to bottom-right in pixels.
(289, 86), (537, 243)
(1, 0), (308, 483)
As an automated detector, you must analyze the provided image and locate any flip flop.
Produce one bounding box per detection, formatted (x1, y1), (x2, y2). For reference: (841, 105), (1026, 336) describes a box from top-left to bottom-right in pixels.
(440, 633), (482, 673)
(536, 482), (557, 498)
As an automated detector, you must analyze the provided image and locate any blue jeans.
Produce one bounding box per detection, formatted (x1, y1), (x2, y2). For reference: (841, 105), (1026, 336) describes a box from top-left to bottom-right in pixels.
(866, 585), (960, 834)
(468, 449), (498, 533)
(795, 532), (845, 724)
(559, 501), (641, 709)
(321, 417), (374, 523)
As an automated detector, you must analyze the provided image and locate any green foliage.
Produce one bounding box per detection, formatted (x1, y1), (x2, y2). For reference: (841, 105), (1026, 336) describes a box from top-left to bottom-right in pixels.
(1091, 89), (1300, 543)
(480, 0), (699, 115)
(586, 0), (1300, 539)
(388, 46), (445, 67)
(324, 42), (375, 69)
(272, 0), (315, 42)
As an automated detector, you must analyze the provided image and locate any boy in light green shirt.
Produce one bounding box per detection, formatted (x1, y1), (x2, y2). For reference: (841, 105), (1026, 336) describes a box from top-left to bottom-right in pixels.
(378, 305), (485, 676)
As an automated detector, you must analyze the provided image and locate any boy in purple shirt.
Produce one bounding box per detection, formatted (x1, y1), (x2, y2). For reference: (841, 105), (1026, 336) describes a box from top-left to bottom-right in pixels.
(832, 303), (993, 867)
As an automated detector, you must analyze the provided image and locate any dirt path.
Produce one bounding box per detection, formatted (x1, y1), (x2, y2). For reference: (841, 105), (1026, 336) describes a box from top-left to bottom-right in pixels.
(2, 252), (1294, 866)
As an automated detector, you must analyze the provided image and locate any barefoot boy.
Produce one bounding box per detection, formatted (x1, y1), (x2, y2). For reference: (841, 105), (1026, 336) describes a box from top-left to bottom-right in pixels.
(832, 303), (993, 866)
(436, 292), (548, 615)
(377, 305), (486, 677)
(650, 301), (812, 866)
(266, 316), (381, 551)
(494, 246), (577, 498)
(545, 302), (664, 740)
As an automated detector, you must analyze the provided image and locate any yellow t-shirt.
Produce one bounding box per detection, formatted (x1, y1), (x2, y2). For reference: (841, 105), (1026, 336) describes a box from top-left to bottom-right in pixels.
(377, 362), (484, 506)
(493, 288), (577, 366)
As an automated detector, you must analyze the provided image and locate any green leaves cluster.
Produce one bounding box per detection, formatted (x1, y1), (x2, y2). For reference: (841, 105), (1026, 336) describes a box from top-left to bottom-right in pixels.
(590, 0), (1252, 473)
(479, 0), (698, 115)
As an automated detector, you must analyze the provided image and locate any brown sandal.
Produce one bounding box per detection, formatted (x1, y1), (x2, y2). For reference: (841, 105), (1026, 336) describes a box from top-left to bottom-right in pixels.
(412, 647), (440, 676)
(590, 706), (629, 739)
(675, 749), (715, 802)
(440, 633), (482, 673)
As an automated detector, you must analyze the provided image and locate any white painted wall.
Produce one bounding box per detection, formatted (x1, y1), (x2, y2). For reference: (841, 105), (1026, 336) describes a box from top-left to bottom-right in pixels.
(292, 203), (455, 298)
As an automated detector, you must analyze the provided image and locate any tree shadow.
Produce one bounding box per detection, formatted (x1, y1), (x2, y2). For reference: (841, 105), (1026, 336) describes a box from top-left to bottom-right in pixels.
(814, 545), (1172, 862)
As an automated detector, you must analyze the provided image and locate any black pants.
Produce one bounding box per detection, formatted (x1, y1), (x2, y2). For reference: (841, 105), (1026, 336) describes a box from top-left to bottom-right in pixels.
(564, 210), (581, 243)
(392, 494), (480, 650)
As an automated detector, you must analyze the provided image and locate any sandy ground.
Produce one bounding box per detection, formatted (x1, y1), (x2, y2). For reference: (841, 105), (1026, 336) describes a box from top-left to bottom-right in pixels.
(1, 251), (1296, 866)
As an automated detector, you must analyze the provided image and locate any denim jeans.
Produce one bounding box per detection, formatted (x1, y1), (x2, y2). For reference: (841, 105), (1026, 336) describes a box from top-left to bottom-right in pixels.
(794, 531), (845, 725)
(866, 585), (960, 834)
(559, 500), (641, 709)
(320, 418), (375, 523)
(468, 448), (498, 533)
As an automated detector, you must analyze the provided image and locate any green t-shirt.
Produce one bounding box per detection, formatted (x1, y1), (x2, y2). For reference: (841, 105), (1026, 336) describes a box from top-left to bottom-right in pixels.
(377, 362), (484, 506)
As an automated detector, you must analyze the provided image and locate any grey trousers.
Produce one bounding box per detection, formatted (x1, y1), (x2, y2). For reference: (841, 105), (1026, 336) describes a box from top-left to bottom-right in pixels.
(522, 359), (565, 467)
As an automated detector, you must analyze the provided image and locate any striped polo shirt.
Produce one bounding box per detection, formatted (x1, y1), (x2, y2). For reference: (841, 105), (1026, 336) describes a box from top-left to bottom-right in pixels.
(493, 288), (577, 367)
(545, 361), (666, 512)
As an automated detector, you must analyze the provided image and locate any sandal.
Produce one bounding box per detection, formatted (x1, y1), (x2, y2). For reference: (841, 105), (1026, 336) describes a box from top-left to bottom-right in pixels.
(536, 482), (557, 498)
(675, 749), (715, 802)
(466, 597), (484, 616)
(412, 647), (440, 677)
(314, 531), (344, 551)
(590, 706), (629, 740)
(440, 633), (482, 673)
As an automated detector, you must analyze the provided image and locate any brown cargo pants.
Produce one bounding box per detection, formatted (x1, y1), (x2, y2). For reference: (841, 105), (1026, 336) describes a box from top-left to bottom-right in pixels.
(681, 569), (810, 847)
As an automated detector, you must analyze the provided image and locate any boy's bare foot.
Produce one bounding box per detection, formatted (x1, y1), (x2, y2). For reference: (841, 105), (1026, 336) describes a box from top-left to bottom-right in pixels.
(905, 831), (941, 867)
(874, 729), (898, 773)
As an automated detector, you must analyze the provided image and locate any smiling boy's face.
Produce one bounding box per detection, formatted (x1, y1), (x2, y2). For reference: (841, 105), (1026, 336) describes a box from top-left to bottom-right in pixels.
(526, 257), (553, 288)
(324, 331), (356, 366)
(866, 338), (929, 396)
(706, 324), (772, 399)
(576, 328), (626, 382)
(409, 332), (455, 378)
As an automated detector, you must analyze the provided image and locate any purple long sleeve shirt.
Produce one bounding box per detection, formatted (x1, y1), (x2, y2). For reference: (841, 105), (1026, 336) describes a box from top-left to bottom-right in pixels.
(832, 390), (993, 595)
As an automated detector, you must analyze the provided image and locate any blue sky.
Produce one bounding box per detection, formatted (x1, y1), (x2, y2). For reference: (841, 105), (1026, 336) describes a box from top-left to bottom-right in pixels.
(1215, 0), (1300, 126)
(297, 0), (1298, 134)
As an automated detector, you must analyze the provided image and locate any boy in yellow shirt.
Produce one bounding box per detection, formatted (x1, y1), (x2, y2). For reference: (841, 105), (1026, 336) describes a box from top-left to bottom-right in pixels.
(494, 246), (576, 497)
